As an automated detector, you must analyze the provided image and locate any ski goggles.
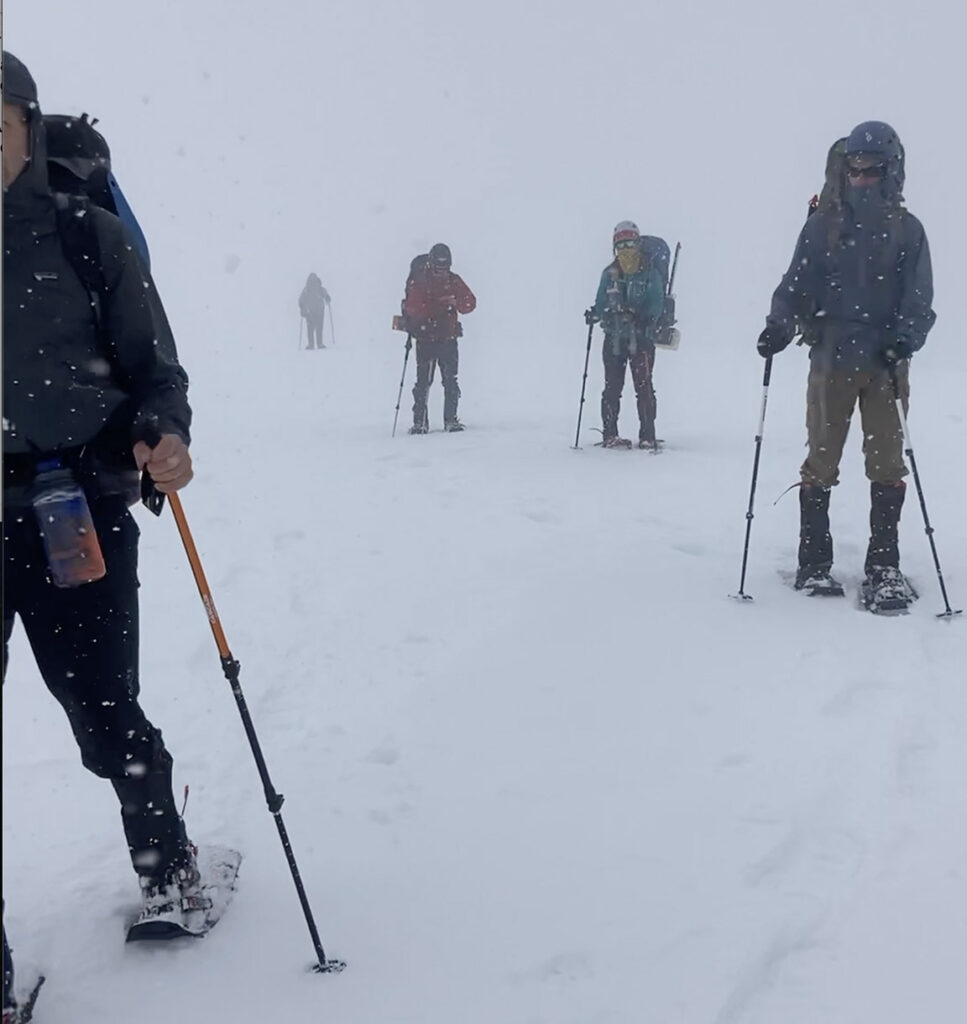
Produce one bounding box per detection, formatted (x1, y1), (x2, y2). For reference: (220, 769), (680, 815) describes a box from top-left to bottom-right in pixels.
(846, 158), (886, 180)
(614, 238), (639, 251)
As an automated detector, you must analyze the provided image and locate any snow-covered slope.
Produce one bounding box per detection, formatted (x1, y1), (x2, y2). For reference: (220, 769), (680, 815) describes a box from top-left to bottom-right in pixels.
(4, 2), (966, 1022)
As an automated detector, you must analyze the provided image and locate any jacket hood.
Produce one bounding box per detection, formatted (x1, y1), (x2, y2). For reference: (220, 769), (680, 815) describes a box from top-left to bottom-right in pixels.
(3, 52), (51, 202)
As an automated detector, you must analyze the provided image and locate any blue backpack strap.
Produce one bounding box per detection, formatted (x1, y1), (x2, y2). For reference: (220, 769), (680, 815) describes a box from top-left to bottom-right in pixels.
(107, 173), (151, 271)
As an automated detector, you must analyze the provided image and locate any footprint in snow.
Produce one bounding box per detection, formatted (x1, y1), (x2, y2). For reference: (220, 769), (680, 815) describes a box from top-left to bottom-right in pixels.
(272, 529), (306, 550)
(364, 740), (400, 766)
(510, 950), (595, 985)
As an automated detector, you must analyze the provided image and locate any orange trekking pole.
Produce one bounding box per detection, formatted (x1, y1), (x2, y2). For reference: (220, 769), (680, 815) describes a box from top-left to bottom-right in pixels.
(162, 487), (345, 973)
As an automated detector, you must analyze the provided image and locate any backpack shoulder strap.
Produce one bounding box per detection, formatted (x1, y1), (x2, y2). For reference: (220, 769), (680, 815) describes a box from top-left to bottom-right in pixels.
(53, 193), (108, 331)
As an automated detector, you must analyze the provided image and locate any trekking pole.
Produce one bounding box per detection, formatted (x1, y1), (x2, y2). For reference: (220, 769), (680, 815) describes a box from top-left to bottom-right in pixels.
(392, 334), (413, 437)
(425, 359), (436, 432)
(573, 314), (595, 448)
(165, 491), (346, 973)
(328, 303), (337, 346)
(888, 366), (961, 618)
(732, 354), (773, 601)
(298, 317), (303, 351)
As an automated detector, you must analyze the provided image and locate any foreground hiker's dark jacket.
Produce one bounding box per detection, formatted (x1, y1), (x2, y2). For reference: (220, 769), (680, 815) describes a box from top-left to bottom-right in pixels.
(767, 184), (935, 372)
(3, 112), (190, 504)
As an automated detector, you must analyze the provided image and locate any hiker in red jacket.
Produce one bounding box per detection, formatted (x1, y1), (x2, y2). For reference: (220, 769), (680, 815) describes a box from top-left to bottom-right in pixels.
(402, 243), (476, 433)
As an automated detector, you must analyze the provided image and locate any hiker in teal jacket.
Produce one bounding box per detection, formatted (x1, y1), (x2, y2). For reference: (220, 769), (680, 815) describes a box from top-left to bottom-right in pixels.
(590, 220), (665, 448)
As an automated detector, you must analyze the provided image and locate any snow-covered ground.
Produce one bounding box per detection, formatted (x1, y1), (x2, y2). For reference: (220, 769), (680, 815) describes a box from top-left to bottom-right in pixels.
(4, 2), (967, 1022)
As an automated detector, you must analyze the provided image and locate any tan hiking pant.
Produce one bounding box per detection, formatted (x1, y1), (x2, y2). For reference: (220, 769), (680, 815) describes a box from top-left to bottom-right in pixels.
(801, 364), (909, 488)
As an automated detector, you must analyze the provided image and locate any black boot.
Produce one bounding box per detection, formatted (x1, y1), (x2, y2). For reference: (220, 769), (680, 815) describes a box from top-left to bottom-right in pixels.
(863, 482), (911, 612)
(112, 759), (191, 880)
(865, 482), (905, 572)
(795, 484), (843, 595)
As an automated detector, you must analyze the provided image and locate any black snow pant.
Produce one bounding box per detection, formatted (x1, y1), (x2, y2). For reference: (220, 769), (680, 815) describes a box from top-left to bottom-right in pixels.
(305, 317), (325, 349)
(601, 343), (657, 443)
(413, 337), (460, 428)
(2, 496), (190, 883)
(3, 916), (13, 1011)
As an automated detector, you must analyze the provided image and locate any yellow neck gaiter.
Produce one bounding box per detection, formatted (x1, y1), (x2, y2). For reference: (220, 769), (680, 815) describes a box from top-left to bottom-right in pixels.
(616, 249), (641, 275)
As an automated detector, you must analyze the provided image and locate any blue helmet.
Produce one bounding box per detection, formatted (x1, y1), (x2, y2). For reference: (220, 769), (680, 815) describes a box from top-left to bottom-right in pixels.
(845, 120), (902, 162)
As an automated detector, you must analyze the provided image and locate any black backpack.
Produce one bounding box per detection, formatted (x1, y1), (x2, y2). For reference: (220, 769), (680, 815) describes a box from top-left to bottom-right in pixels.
(44, 112), (152, 271)
(392, 253), (431, 331)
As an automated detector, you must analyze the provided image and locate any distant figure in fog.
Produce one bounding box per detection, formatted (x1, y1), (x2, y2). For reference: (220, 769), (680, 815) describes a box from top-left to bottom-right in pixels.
(299, 273), (331, 349)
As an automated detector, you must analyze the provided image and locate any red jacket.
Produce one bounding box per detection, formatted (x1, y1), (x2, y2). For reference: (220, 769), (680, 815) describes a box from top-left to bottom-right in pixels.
(403, 267), (476, 342)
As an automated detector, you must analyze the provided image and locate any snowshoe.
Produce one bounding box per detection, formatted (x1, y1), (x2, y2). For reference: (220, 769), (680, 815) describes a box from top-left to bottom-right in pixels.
(638, 438), (664, 452)
(443, 420), (465, 433)
(794, 566), (845, 597)
(597, 436), (634, 449)
(127, 845), (241, 942)
(861, 565), (917, 615)
(408, 423), (429, 435)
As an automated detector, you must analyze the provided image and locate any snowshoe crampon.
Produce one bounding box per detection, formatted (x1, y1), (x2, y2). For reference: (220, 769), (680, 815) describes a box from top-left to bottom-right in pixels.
(861, 566), (918, 615)
(794, 568), (845, 597)
(127, 845), (241, 942)
(596, 436), (634, 450)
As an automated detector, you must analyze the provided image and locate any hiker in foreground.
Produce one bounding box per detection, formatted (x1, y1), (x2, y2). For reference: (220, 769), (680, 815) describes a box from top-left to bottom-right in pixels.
(586, 221), (666, 449)
(756, 121), (936, 611)
(2, 55), (205, 1010)
(401, 243), (476, 433)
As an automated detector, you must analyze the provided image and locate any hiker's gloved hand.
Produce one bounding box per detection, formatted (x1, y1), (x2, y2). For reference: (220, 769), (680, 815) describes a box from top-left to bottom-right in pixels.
(882, 337), (915, 365)
(133, 434), (193, 493)
(757, 325), (790, 358)
(584, 308), (600, 326)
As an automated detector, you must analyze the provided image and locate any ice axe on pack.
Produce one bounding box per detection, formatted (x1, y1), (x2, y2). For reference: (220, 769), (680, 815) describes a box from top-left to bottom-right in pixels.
(139, 427), (346, 974)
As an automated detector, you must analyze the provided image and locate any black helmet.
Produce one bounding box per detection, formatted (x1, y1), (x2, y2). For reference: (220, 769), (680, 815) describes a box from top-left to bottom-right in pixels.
(44, 113), (111, 186)
(429, 243), (452, 269)
(845, 120), (901, 162)
(2, 51), (39, 111)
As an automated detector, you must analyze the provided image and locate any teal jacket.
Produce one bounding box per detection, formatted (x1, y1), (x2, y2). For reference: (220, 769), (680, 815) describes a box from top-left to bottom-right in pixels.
(592, 261), (665, 355)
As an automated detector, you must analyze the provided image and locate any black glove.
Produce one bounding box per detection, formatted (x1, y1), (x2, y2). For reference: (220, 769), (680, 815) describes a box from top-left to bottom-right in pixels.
(882, 337), (914, 365)
(756, 326), (790, 358)
(584, 308), (599, 326)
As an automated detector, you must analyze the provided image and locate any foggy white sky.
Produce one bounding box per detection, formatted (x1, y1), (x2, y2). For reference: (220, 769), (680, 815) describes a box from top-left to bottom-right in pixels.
(6, 0), (964, 383)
